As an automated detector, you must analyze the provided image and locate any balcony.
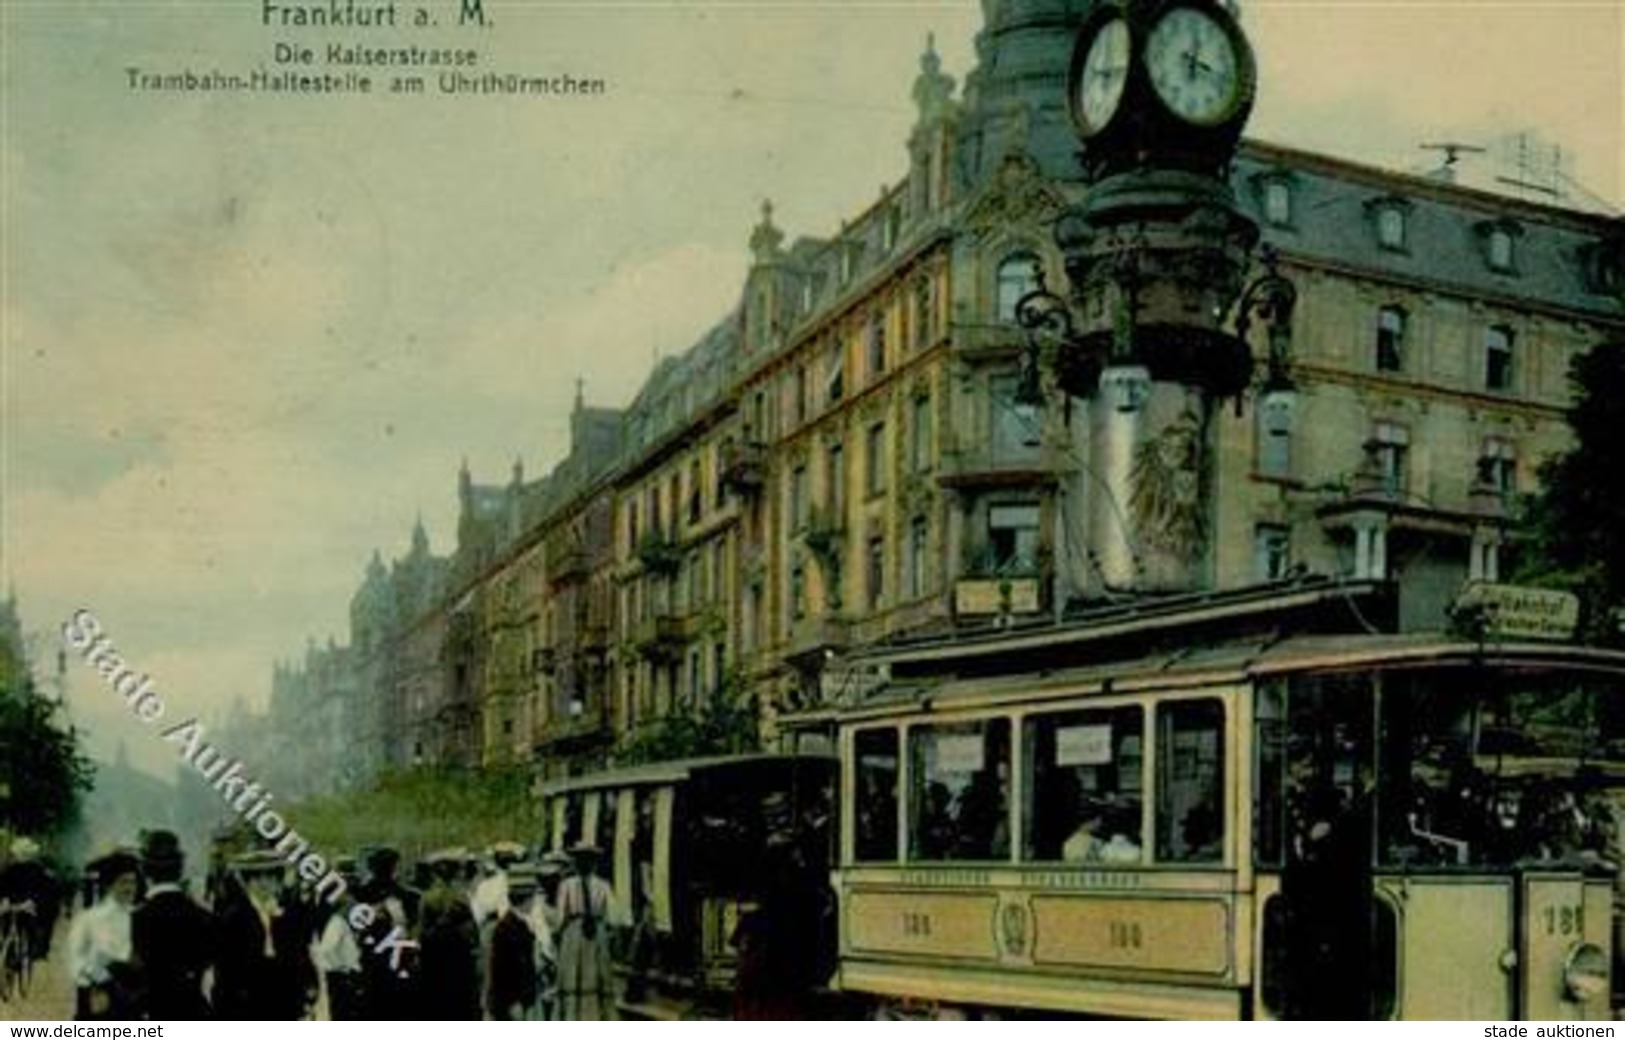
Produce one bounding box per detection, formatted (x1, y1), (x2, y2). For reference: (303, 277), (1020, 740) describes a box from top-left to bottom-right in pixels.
(633, 613), (689, 664)
(721, 440), (767, 494)
(549, 545), (590, 586)
(937, 442), (1055, 490)
(785, 616), (852, 664)
(954, 576), (1044, 618)
(533, 701), (610, 753)
(531, 646), (557, 676)
(636, 533), (683, 578)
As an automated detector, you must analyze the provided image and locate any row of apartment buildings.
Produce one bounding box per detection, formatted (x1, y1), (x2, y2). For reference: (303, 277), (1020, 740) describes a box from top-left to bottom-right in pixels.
(248, 0), (1625, 802)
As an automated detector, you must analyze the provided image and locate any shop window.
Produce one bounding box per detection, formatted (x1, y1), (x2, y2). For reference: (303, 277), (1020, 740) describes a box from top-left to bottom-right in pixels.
(1156, 699), (1225, 863)
(854, 728), (900, 862)
(1022, 705), (1144, 863)
(909, 718), (1012, 862)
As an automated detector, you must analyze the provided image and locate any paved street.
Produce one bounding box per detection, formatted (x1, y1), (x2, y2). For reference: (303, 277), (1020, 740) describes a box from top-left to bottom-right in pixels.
(1, 924), (72, 1021)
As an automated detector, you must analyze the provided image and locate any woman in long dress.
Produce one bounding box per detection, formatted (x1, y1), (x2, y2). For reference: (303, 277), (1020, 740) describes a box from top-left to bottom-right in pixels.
(553, 845), (624, 1020)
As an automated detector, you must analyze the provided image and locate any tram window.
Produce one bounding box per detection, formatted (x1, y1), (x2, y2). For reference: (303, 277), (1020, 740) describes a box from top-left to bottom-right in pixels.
(854, 728), (900, 862)
(1022, 706), (1143, 863)
(1376, 667), (1625, 869)
(1157, 700), (1225, 863)
(598, 787), (620, 855)
(564, 793), (585, 849)
(909, 719), (1012, 862)
(632, 790), (656, 920)
(1255, 680), (1288, 868)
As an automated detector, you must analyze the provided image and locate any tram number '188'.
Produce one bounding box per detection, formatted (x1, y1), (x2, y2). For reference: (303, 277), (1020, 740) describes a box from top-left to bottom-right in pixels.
(1543, 905), (1584, 938)
(1108, 920), (1144, 950)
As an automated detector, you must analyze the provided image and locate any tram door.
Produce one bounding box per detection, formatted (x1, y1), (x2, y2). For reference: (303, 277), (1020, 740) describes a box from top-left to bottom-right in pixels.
(1254, 674), (1386, 1019)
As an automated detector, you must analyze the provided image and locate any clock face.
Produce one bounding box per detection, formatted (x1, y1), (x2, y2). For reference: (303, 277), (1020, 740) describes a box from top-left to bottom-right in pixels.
(1146, 6), (1241, 126)
(1076, 18), (1130, 135)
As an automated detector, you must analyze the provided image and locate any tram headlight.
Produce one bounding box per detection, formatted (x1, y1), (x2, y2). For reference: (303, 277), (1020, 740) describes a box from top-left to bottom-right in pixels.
(1562, 942), (1609, 1003)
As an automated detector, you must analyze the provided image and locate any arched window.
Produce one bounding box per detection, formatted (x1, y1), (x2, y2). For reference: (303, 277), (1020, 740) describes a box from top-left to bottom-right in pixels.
(996, 253), (1041, 322)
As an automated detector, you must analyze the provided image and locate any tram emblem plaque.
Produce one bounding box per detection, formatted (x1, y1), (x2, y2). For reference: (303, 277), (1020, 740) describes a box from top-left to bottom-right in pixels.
(1452, 582), (1580, 641)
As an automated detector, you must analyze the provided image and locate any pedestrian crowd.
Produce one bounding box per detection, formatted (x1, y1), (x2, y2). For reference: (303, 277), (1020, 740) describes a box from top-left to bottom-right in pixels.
(58, 829), (625, 1021)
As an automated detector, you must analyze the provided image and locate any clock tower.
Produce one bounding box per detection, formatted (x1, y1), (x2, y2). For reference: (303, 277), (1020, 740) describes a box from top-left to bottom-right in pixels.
(1027, 0), (1273, 593)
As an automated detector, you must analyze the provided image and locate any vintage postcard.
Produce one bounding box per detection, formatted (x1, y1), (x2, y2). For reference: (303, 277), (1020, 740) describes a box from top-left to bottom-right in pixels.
(3, 0), (1623, 1023)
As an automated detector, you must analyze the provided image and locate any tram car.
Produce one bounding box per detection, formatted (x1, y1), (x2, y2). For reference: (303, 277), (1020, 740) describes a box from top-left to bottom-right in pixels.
(538, 752), (839, 1018)
(804, 631), (1625, 1020)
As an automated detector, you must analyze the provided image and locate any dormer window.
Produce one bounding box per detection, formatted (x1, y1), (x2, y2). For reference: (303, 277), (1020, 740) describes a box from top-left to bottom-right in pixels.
(996, 252), (1042, 323)
(1580, 239), (1624, 296)
(1263, 180), (1292, 227)
(1374, 203), (1408, 251)
(1488, 229), (1514, 271)
(1478, 219), (1521, 274)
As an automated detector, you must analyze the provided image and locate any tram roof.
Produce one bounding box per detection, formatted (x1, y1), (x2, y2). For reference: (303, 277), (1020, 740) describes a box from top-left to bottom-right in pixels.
(823, 632), (1625, 721)
(536, 751), (836, 798)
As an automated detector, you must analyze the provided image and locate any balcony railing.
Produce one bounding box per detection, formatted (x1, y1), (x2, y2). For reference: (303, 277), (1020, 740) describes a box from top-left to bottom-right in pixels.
(954, 575), (1044, 617)
(937, 441), (1054, 489)
(549, 545), (590, 585)
(721, 440), (767, 494)
(633, 613), (689, 663)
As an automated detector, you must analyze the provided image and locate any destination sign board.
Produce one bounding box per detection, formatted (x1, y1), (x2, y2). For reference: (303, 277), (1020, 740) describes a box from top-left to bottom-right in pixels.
(1452, 582), (1579, 641)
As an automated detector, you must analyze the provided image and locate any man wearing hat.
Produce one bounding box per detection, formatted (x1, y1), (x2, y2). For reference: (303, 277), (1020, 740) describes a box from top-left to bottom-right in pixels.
(353, 846), (418, 1020)
(485, 865), (553, 1020)
(554, 843), (626, 1020)
(67, 850), (142, 1020)
(131, 830), (214, 1019)
(417, 849), (481, 1020)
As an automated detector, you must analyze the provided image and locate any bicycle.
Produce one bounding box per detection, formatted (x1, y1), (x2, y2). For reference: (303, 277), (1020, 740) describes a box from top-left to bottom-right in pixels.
(0, 900), (36, 1003)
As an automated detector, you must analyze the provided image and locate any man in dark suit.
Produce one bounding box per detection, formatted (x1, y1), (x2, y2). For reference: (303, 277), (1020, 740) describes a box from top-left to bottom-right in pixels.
(130, 830), (213, 1019)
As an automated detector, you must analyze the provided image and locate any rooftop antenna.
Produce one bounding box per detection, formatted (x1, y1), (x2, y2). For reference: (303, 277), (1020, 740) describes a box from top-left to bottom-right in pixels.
(1420, 142), (1485, 183)
(1493, 130), (1566, 201)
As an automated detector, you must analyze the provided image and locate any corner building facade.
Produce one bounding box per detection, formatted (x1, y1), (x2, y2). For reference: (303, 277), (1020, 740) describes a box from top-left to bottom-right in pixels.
(275, 0), (1623, 791)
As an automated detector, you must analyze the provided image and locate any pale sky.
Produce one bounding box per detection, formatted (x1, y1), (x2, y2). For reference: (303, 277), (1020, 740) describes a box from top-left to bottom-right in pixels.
(3, 0), (1620, 777)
